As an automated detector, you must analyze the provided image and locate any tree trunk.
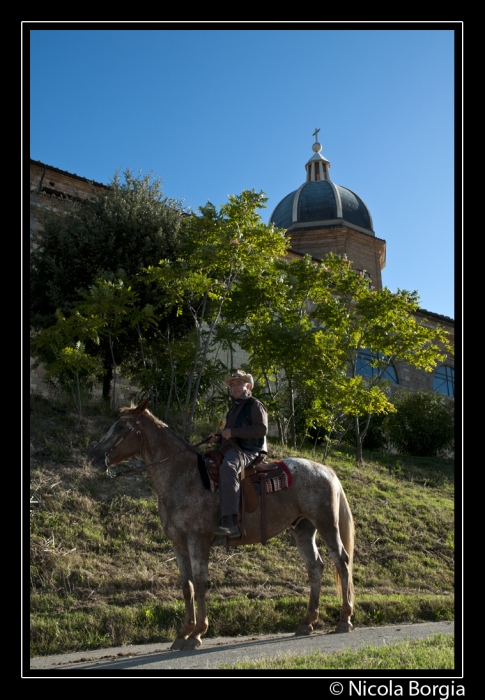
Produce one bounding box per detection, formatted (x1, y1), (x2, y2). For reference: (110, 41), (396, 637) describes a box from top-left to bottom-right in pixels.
(275, 417), (285, 445)
(137, 322), (153, 407)
(160, 327), (180, 422)
(355, 414), (364, 465)
(289, 377), (296, 450)
(360, 413), (372, 446)
(109, 330), (117, 410)
(102, 355), (113, 403)
(165, 378), (173, 423)
(188, 294), (224, 435)
(183, 294), (207, 430)
(75, 372), (82, 418)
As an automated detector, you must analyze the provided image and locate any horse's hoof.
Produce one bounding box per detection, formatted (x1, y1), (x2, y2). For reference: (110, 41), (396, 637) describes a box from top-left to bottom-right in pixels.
(335, 622), (354, 633)
(295, 624), (313, 636)
(182, 636), (202, 650)
(170, 636), (188, 650)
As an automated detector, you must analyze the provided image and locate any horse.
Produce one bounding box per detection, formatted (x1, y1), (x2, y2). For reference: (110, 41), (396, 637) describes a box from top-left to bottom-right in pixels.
(87, 399), (355, 650)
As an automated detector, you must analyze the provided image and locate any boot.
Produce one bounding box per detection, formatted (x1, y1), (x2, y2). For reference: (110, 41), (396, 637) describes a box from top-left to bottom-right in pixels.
(212, 514), (240, 537)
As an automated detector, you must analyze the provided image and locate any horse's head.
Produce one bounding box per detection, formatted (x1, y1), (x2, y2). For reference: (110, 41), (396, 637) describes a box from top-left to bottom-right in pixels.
(87, 399), (149, 473)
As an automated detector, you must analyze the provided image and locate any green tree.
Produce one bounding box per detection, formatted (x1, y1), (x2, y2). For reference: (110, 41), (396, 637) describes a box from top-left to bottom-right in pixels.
(311, 253), (453, 464)
(229, 252), (453, 464)
(225, 254), (327, 447)
(144, 190), (289, 434)
(30, 169), (185, 401)
(76, 274), (143, 409)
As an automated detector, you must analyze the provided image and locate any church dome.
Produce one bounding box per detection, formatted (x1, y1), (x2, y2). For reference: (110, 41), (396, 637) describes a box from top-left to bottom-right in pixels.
(270, 134), (374, 235)
(270, 180), (374, 233)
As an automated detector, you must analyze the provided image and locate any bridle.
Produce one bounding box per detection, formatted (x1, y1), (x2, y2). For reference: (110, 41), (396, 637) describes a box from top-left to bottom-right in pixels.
(103, 416), (144, 477)
(103, 414), (214, 478)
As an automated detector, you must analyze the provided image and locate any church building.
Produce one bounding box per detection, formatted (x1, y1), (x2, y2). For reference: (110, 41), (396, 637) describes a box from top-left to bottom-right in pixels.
(271, 131), (385, 291)
(29, 134), (455, 401)
(268, 133), (454, 398)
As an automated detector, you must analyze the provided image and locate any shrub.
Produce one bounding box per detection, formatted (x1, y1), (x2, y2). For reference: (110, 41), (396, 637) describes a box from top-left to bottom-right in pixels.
(386, 391), (454, 457)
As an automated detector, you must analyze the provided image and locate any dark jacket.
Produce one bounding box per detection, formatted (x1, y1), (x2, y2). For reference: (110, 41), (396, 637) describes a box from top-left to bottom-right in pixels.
(220, 397), (268, 454)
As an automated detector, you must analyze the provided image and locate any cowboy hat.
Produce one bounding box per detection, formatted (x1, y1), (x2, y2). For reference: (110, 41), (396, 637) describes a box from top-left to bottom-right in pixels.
(223, 370), (254, 389)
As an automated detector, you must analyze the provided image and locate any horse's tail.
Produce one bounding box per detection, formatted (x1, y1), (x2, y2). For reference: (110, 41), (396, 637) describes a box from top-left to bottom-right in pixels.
(335, 484), (355, 605)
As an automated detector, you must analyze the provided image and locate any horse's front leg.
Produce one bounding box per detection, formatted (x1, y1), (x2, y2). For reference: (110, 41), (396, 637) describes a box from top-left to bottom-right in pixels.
(170, 543), (197, 651)
(178, 538), (211, 650)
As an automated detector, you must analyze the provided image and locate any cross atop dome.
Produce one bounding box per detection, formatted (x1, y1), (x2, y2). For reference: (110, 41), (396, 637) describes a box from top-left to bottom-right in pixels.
(312, 128), (322, 153)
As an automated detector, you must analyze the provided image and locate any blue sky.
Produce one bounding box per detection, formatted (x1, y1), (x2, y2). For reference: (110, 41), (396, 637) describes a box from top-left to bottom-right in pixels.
(28, 25), (459, 320)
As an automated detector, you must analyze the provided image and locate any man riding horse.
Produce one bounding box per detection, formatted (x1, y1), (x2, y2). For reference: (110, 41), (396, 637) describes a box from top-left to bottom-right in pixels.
(210, 370), (268, 538)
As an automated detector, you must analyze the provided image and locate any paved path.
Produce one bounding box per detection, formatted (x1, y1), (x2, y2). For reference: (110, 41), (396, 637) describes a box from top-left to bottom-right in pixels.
(29, 621), (454, 674)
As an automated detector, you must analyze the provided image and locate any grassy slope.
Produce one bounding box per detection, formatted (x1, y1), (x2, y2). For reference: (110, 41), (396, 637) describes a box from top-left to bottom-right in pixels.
(29, 397), (455, 657)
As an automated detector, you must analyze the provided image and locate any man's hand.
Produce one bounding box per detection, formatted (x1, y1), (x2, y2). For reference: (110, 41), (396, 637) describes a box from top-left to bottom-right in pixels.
(221, 428), (232, 439)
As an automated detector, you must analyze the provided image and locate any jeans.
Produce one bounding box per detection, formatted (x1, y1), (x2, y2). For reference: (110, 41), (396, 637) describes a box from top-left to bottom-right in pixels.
(218, 447), (255, 517)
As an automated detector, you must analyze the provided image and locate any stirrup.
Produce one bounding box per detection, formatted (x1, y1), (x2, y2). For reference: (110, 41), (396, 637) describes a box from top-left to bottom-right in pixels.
(212, 523), (240, 537)
(213, 516), (240, 538)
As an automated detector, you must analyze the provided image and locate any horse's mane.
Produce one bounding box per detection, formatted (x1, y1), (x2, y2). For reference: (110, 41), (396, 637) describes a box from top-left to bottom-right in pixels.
(120, 405), (167, 427)
(164, 424), (198, 451)
(120, 405), (196, 451)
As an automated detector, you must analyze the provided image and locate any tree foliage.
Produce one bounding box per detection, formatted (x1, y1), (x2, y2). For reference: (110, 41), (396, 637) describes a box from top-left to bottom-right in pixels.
(30, 309), (103, 417)
(226, 252), (453, 463)
(309, 254), (453, 463)
(225, 254), (329, 446)
(143, 189), (289, 432)
(30, 169), (185, 400)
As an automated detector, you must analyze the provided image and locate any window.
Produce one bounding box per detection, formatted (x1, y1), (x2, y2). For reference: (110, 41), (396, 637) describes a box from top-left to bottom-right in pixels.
(433, 365), (454, 397)
(356, 348), (398, 383)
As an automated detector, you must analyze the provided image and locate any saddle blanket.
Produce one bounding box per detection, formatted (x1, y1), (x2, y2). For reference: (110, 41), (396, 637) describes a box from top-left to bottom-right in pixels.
(262, 462), (293, 493)
(197, 454), (292, 494)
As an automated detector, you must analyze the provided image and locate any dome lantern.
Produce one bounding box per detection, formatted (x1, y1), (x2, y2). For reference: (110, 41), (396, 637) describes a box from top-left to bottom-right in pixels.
(268, 130), (386, 289)
(305, 127), (331, 182)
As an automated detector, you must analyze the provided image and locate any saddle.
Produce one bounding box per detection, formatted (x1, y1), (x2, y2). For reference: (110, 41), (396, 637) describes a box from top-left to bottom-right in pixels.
(205, 450), (292, 545)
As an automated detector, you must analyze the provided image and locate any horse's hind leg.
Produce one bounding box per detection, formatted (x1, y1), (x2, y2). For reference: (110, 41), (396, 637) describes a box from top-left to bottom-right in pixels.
(291, 518), (324, 635)
(316, 522), (354, 633)
(170, 544), (197, 651)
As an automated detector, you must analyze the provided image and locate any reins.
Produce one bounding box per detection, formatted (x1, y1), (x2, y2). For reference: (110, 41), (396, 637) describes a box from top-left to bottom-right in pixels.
(105, 415), (215, 478)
